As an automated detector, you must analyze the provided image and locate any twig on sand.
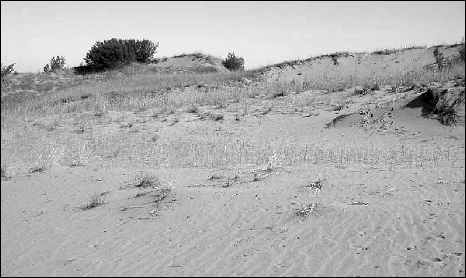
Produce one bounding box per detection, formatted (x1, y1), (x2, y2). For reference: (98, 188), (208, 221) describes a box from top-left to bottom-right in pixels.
(348, 201), (369, 206)
(119, 206), (144, 211)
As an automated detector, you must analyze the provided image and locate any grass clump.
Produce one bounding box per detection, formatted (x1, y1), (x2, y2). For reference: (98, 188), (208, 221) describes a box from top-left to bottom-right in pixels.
(80, 192), (107, 210)
(134, 173), (161, 188)
(151, 187), (173, 208)
(295, 203), (320, 219)
(1, 165), (10, 180)
(29, 165), (46, 174)
(305, 178), (326, 191)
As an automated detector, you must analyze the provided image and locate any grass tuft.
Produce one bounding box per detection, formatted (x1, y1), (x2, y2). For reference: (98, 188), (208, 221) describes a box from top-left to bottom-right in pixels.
(305, 178), (326, 191)
(134, 173), (161, 188)
(80, 192), (107, 210)
(29, 165), (46, 174)
(295, 203), (320, 219)
(1, 165), (10, 180)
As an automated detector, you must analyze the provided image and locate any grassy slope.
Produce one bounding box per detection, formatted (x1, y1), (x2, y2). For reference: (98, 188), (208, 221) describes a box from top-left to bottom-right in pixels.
(1, 43), (464, 173)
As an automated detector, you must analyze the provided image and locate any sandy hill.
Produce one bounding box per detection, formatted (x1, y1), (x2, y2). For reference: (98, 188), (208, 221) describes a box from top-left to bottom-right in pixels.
(261, 45), (463, 83)
(150, 52), (229, 74)
(1, 42), (465, 276)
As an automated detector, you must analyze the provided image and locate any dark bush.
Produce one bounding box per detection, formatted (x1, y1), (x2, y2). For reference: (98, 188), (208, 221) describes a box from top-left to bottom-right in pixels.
(222, 52), (244, 71)
(1, 63), (16, 78)
(1, 63), (16, 89)
(330, 54), (339, 66)
(433, 48), (445, 70)
(73, 65), (94, 75)
(84, 38), (159, 72)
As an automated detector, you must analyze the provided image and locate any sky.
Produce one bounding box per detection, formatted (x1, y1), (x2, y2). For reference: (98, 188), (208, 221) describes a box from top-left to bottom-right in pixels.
(1, 1), (465, 72)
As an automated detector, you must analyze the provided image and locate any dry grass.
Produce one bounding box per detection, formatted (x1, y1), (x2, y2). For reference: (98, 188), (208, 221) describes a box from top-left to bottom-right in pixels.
(151, 187), (173, 208)
(139, 187), (175, 218)
(145, 137), (463, 169)
(1, 70), (259, 121)
(2, 58), (463, 125)
(2, 117), (464, 175)
(134, 173), (161, 188)
(1, 164), (9, 180)
(295, 203), (320, 219)
(80, 192), (107, 210)
(305, 178), (326, 191)
(371, 45), (427, 55)
(1, 47), (464, 175)
(28, 165), (46, 174)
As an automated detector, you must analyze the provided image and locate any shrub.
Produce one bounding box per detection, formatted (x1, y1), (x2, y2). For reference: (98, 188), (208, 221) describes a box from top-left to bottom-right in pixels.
(330, 54), (339, 66)
(1, 63), (16, 78)
(44, 56), (66, 73)
(222, 52), (245, 71)
(84, 38), (159, 72)
(433, 48), (445, 70)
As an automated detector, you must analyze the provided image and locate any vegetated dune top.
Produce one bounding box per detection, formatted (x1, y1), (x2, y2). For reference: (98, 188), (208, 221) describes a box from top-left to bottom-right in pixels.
(261, 44), (463, 82)
(149, 53), (229, 74)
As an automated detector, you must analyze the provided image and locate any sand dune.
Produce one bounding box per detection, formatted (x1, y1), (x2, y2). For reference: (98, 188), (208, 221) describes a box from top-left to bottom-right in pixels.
(1, 44), (465, 276)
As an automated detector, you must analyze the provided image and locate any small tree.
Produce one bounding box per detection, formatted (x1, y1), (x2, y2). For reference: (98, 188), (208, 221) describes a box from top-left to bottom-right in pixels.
(222, 52), (245, 71)
(44, 55), (66, 73)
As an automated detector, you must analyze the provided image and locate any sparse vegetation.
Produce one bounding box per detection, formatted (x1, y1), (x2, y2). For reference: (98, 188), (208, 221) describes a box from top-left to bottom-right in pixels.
(371, 45), (426, 55)
(151, 187), (173, 209)
(1, 43), (464, 176)
(186, 104), (200, 114)
(172, 52), (205, 59)
(459, 37), (465, 61)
